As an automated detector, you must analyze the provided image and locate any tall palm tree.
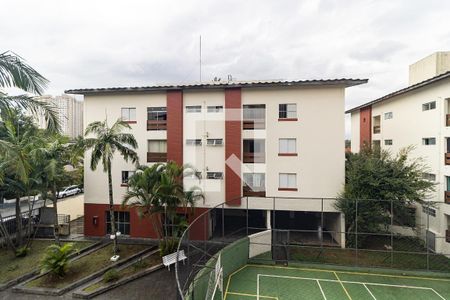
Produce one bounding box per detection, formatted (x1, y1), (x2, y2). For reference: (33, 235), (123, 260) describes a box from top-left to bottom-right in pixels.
(0, 51), (59, 132)
(122, 162), (203, 253)
(84, 119), (138, 254)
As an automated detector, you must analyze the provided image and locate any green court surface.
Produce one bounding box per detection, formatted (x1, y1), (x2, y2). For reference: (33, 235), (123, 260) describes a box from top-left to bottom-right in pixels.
(224, 264), (450, 300)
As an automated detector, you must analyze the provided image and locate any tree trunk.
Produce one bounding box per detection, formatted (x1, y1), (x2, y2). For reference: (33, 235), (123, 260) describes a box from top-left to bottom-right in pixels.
(0, 212), (17, 254)
(53, 184), (60, 246)
(107, 160), (118, 255)
(15, 197), (23, 247)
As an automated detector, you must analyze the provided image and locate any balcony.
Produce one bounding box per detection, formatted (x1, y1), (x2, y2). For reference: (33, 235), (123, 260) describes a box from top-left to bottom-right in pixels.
(147, 152), (167, 162)
(147, 120), (167, 131)
(243, 119), (265, 130)
(446, 114), (450, 127)
(243, 152), (265, 163)
(373, 126), (381, 134)
(445, 191), (450, 204)
(446, 230), (450, 243)
(243, 185), (266, 197)
(445, 153), (450, 165)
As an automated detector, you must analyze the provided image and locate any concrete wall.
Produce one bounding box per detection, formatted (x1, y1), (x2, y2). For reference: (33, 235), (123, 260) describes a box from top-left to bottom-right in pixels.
(409, 51), (450, 85)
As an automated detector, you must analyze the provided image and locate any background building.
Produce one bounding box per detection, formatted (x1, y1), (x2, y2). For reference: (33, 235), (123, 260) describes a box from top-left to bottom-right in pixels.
(348, 51), (450, 255)
(67, 78), (366, 244)
(36, 94), (83, 139)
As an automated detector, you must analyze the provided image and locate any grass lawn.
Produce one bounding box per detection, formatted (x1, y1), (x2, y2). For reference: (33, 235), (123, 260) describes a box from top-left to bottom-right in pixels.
(0, 240), (93, 284)
(26, 243), (148, 289)
(83, 251), (161, 293)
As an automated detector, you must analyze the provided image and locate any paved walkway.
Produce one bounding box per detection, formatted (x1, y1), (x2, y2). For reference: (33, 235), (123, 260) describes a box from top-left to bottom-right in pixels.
(0, 268), (178, 300)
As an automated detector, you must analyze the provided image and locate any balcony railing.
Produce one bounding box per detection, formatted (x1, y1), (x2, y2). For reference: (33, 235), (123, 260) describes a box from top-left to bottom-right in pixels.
(243, 152), (265, 163)
(147, 120), (167, 131)
(446, 114), (450, 127)
(243, 186), (266, 197)
(445, 191), (450, 204)
(373, 126), (380, 134)
(445, 153), (450, 165)
(147, 152), (167, 162)
(243, 119), (265, 130)
(446, 230), (450, 243)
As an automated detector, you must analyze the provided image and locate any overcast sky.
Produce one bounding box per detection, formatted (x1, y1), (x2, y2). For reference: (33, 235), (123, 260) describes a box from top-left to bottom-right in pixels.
(1, 0), (450, 135)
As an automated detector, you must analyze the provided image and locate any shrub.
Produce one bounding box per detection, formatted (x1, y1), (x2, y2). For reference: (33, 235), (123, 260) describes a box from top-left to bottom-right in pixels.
(132, 258), (148, 271)
(103, 268), (120, 283)
(40, 243), (78, 277)
(15, 246), (30, 257)
(159, 238), (178, 257)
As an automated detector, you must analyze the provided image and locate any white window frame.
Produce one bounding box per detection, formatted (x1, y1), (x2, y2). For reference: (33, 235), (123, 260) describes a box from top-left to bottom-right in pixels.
(384, 112), (393, 120)
(207, 139), (223, 146)
(384, 139), (393, 146)
(121, 107), (136, 121)
(186, 105), (202, 113)
(279, 103), (297, 119)
(279, 173), (297, 189)
(422, 101), (436, 111)
(206, 172), (223, 179)
(121, 171), (135, 184)
(279, 138), (297, 154)
(422, 137), (436, 145)
(186, 139), (202, 146)
(148, 140), (167, 152)
(207, 105), (223, 113)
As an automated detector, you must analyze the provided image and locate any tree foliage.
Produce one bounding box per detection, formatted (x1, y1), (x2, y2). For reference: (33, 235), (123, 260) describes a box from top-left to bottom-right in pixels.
(40, 242), (78, 277)
(335, 146), (435, 247)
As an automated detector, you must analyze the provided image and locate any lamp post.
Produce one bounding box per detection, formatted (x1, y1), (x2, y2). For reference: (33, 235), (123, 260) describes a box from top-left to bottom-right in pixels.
(110, 231), (121, 262)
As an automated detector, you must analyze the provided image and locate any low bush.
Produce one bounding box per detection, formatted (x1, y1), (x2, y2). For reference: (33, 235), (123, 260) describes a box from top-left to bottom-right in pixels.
(40, 243), (78, 277)
(103, 268), (120, 283)
(159, 238), (178, 257)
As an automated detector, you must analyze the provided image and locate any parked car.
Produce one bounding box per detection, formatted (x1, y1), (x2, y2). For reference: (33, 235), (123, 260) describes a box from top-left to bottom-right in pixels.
(57, 185), (81, 198)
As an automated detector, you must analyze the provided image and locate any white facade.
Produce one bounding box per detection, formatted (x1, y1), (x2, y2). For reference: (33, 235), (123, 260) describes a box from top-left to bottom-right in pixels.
(349, 73), (450, 254)
(409, 51), (450, 86)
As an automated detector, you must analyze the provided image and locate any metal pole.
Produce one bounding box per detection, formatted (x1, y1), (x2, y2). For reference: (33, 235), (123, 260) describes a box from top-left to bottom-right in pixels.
(426, 202), (430, 271)
(390, 199), (394, 268)
(321, 198), (324, 249)
(246, 197), (249, 237)
(222, 204), (225, 239)
(355, 198), (358, 267)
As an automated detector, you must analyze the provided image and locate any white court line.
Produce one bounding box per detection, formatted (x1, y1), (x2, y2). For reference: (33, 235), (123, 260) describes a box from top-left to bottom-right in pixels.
(431, 288), (446, 300)
(316, 280), (327, 300)
(363, 284), (377, 300)
(257, 274), (447, 299)
(257, 274), (260, 300)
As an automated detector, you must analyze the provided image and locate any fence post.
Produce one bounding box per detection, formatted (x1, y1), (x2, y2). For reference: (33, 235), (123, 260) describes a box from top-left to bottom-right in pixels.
(321, 198), (324, 249)
(390, 198), (394, 268)
(246, 197), (249, 237)
(426, 202), (430, 271)
(222, 204), (225, 239)
(355, 198), (358, 267)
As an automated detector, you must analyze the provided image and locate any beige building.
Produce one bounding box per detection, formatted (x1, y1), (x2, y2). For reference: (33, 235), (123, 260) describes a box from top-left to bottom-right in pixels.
(348, 52), (450, 254)
(66, 78), (366, 242)
(36, 94), (83, 138)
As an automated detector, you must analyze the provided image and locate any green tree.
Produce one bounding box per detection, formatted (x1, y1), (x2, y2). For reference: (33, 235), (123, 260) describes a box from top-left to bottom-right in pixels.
(84, 119), (138, 255)
(0, 51), (59, 131)
(336, 146), (435, 247)
(122, 162), (203, 255)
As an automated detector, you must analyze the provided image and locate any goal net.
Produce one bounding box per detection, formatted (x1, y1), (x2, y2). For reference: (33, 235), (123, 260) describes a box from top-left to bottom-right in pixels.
(205, 253), (223, 300)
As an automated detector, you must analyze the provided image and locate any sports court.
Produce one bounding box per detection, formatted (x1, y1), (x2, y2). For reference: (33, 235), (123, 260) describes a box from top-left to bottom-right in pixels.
(224, 264), (450, 300)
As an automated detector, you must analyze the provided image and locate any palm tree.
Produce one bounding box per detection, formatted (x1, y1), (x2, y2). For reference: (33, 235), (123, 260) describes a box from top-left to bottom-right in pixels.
(84, 119), (138, 254)
(0, 51), (59, 132)
(122, 162), (203, 254)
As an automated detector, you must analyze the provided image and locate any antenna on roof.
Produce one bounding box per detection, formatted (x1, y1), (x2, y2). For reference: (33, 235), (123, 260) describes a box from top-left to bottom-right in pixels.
(199, 35), (202, 83)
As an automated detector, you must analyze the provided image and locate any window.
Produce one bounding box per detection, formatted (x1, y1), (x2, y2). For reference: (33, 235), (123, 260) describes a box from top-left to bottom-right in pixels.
(422, 138), (436, 145)
(121, 171), (135, 185)
(206, 139), (223, 146)
(206, 172), (223, 179)
(243, 139), (265, 163)
(279, 173), (297, 190)
(186, 105), (201, 113)
(422, 173), (436, 181)
(422, 101), (436, 111)
(207, 105), (223, 113)
(186, 139), (202, 145)
(422, 206), (436, 217)
(384, 112), (393, 120)
(243, 173), (266, 196)
(279, 104), (297, 119)
(243, 104), (265, 129)
(384, 139), (393, 146)
(279, 138), (297, 154)
(147, 140), (167, 162)
(147, 107), (167, 130)
(106, 211), (130, 235)
(121, 108), (136, 122)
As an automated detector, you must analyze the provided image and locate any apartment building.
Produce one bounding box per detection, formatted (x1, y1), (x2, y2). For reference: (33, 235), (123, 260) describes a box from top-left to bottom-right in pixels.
(36, 94), (84, 138)
(348, 52), (450, 254)
(66, 78), (366, 243)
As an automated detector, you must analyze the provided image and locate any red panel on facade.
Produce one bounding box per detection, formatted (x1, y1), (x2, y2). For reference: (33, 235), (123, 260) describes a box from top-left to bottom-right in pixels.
(84, 203), (159, 238)
(225, 88), (242, 206)
(167, 90), (183, 165)
(359, 106), (372, 149)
